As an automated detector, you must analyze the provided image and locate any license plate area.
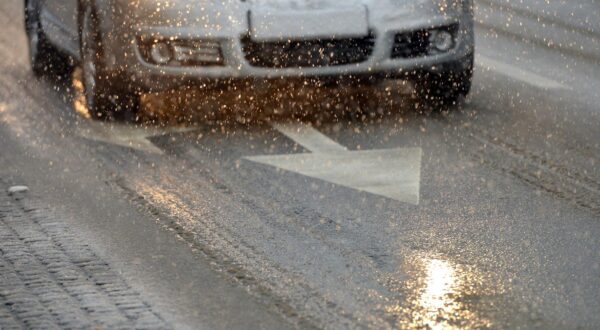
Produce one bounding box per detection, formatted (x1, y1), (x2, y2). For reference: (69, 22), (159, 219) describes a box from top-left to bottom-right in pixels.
(249, 6), (369, 41)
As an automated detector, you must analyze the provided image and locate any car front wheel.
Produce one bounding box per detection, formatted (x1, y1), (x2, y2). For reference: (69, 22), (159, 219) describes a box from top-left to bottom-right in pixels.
(80, 3), (139, 120)
(413, 53), (474, 110)
(25, 0), (69, 77)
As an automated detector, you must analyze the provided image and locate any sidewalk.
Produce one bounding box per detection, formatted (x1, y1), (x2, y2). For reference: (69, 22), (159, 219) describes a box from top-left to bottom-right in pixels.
(0, 182), (170, 329)
(475, 0), (600, 61)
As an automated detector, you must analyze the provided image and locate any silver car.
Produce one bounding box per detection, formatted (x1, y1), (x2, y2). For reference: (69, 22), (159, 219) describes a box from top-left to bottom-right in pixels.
(25, 0), (475, 118)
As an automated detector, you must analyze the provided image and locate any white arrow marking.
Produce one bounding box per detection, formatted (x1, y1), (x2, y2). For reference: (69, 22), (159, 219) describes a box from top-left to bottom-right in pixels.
(273, 123), (348, 153)
(246, 123), (422, 205)
(77, 122), (194, 154)
(477, 54), (567, 90)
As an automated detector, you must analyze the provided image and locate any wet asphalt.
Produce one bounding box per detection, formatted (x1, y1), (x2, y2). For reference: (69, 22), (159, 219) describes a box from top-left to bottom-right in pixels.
(1, 0), (599, 329)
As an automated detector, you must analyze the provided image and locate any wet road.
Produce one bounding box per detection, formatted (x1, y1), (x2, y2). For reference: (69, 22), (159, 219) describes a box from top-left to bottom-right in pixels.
(1, 0), (599, 329)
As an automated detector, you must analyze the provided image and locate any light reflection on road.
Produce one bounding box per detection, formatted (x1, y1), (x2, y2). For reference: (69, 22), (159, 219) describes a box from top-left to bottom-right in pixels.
(134, 181), (202, 233)
(416, 258), (486, 330)
(420, 259), (457, 329)
(384, 255), (499, 329)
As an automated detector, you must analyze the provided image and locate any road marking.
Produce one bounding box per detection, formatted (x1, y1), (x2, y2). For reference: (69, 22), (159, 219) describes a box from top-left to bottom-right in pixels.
(246, 123), (422, 205)
(477, 54), (567, 89)
(273, 123), (348, 153)
(77, 122), (193, 154)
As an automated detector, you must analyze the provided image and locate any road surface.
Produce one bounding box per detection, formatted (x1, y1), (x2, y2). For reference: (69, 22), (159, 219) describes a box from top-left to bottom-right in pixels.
(0, 0), (598, 328)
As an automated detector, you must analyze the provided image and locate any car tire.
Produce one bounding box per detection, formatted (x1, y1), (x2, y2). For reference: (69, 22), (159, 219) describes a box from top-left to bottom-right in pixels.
(25, 0), (70, 77)
(413, 53), (474, 110)
(79, 2), (139, 120)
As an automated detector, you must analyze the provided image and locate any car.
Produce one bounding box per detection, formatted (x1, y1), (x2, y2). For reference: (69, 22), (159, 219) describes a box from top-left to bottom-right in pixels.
(24, 0), (475, 118)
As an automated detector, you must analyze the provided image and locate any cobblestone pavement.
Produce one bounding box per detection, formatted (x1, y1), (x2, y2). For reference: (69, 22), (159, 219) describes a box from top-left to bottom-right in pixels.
(0, 181), (171, 329)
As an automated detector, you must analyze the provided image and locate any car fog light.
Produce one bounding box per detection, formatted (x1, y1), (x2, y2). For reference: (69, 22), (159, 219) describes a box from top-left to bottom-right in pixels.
(150, 42), (172, 65)
(431, 30), (454, 52)
(172, 42), (223, 64)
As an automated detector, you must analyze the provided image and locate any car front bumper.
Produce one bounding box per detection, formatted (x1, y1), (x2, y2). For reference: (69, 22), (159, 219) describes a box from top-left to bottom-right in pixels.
(104, 1), (474, 92)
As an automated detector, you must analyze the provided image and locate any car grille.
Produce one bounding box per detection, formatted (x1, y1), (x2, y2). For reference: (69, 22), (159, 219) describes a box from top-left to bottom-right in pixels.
(242, 35), (375, 68)
(391, 30), (431, 59)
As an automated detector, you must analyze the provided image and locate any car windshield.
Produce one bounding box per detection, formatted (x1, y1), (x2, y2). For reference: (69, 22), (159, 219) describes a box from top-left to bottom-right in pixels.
(1, 0), (598, 329)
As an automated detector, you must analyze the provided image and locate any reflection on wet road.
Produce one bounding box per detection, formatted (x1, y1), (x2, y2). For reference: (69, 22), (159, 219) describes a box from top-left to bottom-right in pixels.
(382, 254), (504, 329)
(410, 257), (492, 329)
(416, 258), (467, 329)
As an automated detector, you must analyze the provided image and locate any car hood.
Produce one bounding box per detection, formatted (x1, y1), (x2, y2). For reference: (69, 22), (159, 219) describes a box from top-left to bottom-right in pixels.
(247, 0), (365, 10)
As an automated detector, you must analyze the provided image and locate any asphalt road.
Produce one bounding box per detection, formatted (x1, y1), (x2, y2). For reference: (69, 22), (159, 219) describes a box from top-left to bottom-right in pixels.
(1, 0), (599, 329)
